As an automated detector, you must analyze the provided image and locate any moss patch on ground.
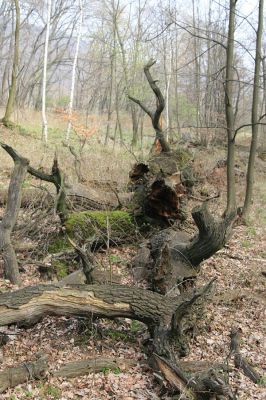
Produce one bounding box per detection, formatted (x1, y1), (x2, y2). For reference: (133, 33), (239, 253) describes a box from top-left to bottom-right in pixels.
(48, 237), (70, 254)
(65, 210), (136, 242)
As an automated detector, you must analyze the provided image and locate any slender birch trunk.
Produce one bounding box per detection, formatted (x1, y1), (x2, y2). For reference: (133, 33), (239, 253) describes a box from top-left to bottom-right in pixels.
(66, 0), (83, 142)
(242, 0), (264, 218)
(41, 0), (52, 143)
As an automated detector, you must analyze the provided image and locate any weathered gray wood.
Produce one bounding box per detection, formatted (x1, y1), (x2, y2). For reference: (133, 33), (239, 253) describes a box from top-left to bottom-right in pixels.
(0, 281), (213, 357)
(0, 143), (29, 285)
(229, 328), (261, 384)
(0, 355), (47, 393)
(54, 357), (136, 378)
(133, 203), (234, 295)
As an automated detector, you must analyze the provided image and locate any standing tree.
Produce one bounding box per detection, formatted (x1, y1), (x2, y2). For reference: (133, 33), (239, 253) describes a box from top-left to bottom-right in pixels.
(0, 143), (29, 286)
(41, 0), (52, 143)
(2, 0), (20, 127)
(129, 59), (170, 152)
(66, 0), (83, 142)
(224, 0), (237, 217)
(242, 0), (264, 218)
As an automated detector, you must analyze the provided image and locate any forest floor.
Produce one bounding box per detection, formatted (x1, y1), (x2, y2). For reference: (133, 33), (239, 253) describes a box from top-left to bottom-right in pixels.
(0, 123), (265, 399)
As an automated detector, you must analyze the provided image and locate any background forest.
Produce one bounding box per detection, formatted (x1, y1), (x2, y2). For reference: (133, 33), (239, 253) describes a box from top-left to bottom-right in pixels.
(0, 0), (265, 399)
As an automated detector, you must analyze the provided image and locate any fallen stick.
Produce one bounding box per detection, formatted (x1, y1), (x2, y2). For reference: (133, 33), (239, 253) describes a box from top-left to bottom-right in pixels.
(229, 328), (261, 384)
(54, 357), (136, 378)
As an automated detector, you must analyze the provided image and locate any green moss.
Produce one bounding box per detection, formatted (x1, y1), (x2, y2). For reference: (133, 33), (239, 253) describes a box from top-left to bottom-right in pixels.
(65, 210), (136, 241)
(174, 148), (193, 168)
(48, 237), (70, 253)
(130, 320), (141, 333)
(101, 367), (121, 375)
(52, 260), (68, 279)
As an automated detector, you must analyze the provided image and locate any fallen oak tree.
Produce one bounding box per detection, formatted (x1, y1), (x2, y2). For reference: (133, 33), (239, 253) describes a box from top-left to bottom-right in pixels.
(0, 281), (214, 358)
(0, 281), (239, 398)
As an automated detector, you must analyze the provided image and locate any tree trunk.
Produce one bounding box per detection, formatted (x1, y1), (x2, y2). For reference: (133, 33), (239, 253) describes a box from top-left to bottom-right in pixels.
(133, 203), (234, 295)
(41, 0), (52, 143)
(129, 60), (171, 152)
(242, 0), (264, 218)
(0, 143), (29, 285)
(2, 0), (20, 125)
(225, 0), (237, 216)
(0, 281), (213, 358)
(65, 0), (83, 142)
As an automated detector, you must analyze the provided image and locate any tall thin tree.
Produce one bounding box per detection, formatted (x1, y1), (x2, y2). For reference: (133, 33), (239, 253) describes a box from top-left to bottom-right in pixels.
(242, 0), (264, 218)
(66, 0), (83, 142)
(41, 0), (52, 143)
(225, 0), (237, 217)
(2, 0), (20, 126)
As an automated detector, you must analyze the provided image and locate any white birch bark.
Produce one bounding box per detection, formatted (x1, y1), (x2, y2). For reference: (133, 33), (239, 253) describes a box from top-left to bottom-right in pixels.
(41, 0), (52, 144)
(66, 0), (83, 142)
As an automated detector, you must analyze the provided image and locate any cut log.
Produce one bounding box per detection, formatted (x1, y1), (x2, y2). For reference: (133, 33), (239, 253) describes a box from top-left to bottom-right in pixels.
(0, 355), (47, 393)
(0, 281), (213, 357)
(133, 203), (234, 294)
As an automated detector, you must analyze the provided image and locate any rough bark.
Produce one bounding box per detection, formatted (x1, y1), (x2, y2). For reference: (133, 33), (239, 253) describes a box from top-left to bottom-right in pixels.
(128, 59), (170, 152)
(1, 143), (67, 222)
(28, 156), (67, 222)
(133, 203), (234, 294)
(225, 0), (237, 216)
(0, 143), (29, 285)
(0, 281), (213, 358)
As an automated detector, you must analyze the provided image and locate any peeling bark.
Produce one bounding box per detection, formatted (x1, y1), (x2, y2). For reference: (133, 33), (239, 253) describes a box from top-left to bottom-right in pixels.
(0, 281), (213, 357)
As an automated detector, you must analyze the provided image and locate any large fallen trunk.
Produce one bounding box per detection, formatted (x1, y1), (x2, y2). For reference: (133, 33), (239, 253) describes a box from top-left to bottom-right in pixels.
(0, 281), (213, 358)
(133, 203), (235, 294)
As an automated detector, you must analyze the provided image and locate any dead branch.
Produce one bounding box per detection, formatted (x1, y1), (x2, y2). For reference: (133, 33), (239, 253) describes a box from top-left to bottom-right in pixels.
(128, 60), (170, 152)
(229, 328), (261, 384)
(54, 357), (136, 378)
